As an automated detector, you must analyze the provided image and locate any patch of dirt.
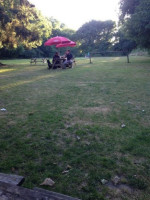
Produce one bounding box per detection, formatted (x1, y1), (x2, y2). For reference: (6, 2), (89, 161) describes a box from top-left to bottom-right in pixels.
(107, 182), (133, 194)
(16, 114), (27, 120)
(79, 181), (88, 190)
(0, 112), (7, 118)
(67, 106), (80, 115)
(76, 82), (87, 87)
(83, 106), (111, 114)
(65, 119), (93, 128)
(26, 133), (32, 138)
(102, 122), (120, 128)
(133, 157), (146, 165)
(106, 175), (142, 200)
(113, 152), (124, 159)
(141, 119), (150, 127)
(107, 184), (141, 200)
(7, 120), (16, 126)
(66, 106), (118, 129)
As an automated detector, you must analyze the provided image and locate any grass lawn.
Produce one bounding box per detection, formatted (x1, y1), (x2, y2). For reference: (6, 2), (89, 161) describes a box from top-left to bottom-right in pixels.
(0, 56), (150, 200)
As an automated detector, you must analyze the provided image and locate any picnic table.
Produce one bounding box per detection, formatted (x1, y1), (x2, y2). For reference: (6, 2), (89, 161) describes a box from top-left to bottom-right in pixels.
(30, 58), (47, 65)
(52, 57), (65, 69)
(49, 57), (76, 69)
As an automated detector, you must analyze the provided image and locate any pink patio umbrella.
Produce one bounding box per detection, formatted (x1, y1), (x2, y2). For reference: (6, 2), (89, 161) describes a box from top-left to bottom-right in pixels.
(56, 41), (76, 48)
(44, 36), (71, 46)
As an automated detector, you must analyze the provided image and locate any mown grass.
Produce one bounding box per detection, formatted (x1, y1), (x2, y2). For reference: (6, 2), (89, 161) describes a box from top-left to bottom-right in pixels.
(0, 56), (150, 200)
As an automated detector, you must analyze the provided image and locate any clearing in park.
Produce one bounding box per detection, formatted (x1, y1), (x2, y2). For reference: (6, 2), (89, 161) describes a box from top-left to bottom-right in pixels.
(0, 56), (150, 200)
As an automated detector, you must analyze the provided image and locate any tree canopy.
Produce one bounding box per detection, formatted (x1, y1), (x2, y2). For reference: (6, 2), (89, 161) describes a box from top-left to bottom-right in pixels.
(119, 0), (141, 21)
(119, 0), (150, 49)
(0, 0), (150, 58)
(0, 0), (52, 49)
(76, 20), (116, 53)
(113, 29), (136, 54)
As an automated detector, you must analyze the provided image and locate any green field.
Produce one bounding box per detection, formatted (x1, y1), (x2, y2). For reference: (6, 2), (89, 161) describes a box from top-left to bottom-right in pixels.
(0, 56), (150, 200)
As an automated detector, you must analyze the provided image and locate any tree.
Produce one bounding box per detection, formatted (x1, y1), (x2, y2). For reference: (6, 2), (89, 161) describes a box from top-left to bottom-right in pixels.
(38, 17), (77, 58)
(113, 29), (136, 54)
(76, 20), (116, 53)
(0, 0), (52, 49)
(119, 0), (150, 49)
(119, 0), (140, 21)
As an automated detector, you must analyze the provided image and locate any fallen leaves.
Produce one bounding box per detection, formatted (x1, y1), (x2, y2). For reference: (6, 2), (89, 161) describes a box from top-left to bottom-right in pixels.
(40, 178), (55, 187)
(62, 164), (72, 174)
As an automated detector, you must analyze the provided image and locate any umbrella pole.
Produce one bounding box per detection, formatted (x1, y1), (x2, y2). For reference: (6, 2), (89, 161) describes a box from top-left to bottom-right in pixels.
(57, 47), (61, 56)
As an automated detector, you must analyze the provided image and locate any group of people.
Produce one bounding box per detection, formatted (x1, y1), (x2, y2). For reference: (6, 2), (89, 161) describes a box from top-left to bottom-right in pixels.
(47, 50), (74, 69)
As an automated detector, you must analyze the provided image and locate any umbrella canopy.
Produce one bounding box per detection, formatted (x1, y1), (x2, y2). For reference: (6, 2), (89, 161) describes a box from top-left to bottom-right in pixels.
(56, 41), (76, 48)
(44, 36), (71, 46)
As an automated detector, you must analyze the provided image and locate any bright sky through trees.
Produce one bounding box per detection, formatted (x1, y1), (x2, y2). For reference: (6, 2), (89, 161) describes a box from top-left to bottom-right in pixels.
(29, 0), (120, 30)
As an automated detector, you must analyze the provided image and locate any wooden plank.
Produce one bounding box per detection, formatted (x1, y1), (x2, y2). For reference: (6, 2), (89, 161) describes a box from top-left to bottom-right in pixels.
(0, 181), (61, 200)
(34, 187), (81, 200)
(0, 173), (25, 186)
(0, 181), (81, 200)
(0, 188), (23, 200)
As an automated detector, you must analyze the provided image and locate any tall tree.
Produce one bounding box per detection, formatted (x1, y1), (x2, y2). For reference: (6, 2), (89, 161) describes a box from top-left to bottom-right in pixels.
(113, 29), (136, 54)
(0, 0), (52, 49)
(119, 0), (140, 21)
(119, 0), (150, 49)
(76, 20), (115, 53)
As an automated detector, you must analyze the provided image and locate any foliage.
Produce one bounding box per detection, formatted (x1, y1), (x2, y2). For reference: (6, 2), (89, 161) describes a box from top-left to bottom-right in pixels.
(0, 0), (52, 49)
(119, 0), (150, 49)
(49, 17), (67, 30)
(48, 17), (79, 56)
(2, 0), (149, 59)
(119, 0), (140, 21)
(76, 20), (116, 54)
(113, 29), (136, 54)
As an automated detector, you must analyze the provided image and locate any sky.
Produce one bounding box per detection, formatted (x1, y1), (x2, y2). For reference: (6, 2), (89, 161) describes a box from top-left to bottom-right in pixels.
(29, 0), (120, 30)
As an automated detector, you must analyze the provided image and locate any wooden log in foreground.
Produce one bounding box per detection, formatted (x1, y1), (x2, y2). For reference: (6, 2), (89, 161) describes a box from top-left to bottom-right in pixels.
(0, 173), (81, 200)
(0, 173), (25, 186)
(0, 181), (80, 200)
(34, 187), (80, 200)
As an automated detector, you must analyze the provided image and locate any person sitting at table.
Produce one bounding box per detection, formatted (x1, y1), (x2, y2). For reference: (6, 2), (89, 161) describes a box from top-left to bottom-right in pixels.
(52, 52), (60, 69)
(63, 50), (73, 69)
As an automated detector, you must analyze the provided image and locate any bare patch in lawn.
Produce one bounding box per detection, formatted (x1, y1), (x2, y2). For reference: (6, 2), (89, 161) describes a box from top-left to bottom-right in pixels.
(107, 182), (133, 194)
(66, 118), (93, 127)
(76, 82), (87, 87)
(83, 106), (111, 114)
(68, 105), (111, 115)
(141, 119), (150, 127)
(0, 112), (8, 118)
(7, 120), (16, 126)
(26, 133), (32, 138)
(132, 157), (146, 165)
(16, 114), (27, 120)
(107, 183), (140, 200)
(102, 122), (120, 128)
(66, 105), (119, 129)
(106, 175), (142, 200)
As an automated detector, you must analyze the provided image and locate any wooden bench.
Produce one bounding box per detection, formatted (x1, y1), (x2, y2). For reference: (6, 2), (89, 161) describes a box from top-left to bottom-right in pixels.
(0, 173), (80, 200)
(30, 58), (47, 65)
